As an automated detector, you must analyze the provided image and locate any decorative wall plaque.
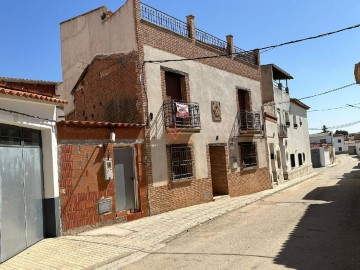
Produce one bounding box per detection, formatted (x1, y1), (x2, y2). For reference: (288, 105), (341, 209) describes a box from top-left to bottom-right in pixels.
(211, 101), (222, 122)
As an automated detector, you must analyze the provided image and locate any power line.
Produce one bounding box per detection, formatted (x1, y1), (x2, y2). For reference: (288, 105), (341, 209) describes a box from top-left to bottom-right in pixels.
(310, 119), (360, 130)
(263, 82), (357, 107)
(309, 102), (360, 112)
(144, 23), (360, 64)
(0, 107), (56, 123)
(298, 83), (357, 101)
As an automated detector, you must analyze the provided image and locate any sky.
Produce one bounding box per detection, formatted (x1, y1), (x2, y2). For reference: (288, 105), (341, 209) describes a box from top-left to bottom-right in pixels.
(1, 0), (360, 133)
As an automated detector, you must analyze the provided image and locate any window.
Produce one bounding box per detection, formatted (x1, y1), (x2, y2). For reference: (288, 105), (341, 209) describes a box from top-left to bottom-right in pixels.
(239, 142), (258, 168)
(290, 154), (296, 168)
(338, 139), (341, 143)
(298, 153), (303, 166)
(339, 147), (342, 151)
(303, 153), (305, 162)
(293, 115), (298, 128)
(320, 139), (326, 143)
(165, 71), (185, 101)
(170, 145), (193, 180)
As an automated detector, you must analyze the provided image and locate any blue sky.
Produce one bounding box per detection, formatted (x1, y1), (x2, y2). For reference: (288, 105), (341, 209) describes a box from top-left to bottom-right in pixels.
(1, 0), (359, 132)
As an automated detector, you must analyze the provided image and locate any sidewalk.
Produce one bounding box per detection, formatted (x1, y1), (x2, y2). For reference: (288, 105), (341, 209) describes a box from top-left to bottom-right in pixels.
(1, 171), (320, 270)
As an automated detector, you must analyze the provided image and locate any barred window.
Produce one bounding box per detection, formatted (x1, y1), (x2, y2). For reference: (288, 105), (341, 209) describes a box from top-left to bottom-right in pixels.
(170, 145), (194, 180)
(239, 142), (258, 168)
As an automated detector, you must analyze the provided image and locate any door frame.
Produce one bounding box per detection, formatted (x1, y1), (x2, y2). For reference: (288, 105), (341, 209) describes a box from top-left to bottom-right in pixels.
(113, 145), (139, 211)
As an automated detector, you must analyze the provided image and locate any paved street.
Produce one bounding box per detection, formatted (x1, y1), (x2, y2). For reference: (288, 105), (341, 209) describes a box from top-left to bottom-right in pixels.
(123, 155), (360, 270)
(2, 155), (358, 270)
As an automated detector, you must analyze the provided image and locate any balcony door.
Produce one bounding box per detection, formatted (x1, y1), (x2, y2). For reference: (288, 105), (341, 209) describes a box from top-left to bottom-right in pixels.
(165, 71), (184, 101)
(238, 89), (250, 112)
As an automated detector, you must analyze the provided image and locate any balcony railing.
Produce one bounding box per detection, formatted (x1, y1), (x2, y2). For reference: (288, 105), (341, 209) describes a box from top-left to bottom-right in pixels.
(140, 3), (189, 38)
(195, 28), (227, 51)
(278, 124), (288, 138)
(273, 81), (289, 94)
(237, 111), (262, 133)
(139, 3), (258, 66)
(234, 46), (257, 65)
(163, 100), (201, 130)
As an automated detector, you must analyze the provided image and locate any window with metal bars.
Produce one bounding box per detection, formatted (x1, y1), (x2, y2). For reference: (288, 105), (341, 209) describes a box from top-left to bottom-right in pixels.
(170, 145), (194, 180)
(239, 142), (258, 168)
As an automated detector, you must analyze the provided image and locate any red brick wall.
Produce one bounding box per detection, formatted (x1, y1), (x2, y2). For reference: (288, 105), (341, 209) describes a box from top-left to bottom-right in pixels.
(0, 81), (56, 96)
(228, 167), (272, 197)
(57, 124), (147, 234)
(138, 21), (261, 82)
(67, 52), (144, 124)
(148, 178), (213, 215)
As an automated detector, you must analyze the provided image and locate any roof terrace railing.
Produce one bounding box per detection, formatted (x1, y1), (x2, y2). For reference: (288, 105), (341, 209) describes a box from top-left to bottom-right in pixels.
(140, 2), (257, 66)
(195, 28), (227, 52)
(140, 3), (189, 38)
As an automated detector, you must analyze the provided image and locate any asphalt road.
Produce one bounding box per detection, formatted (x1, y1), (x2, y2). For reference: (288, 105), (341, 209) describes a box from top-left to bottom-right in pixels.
(124, 155), (360, 270)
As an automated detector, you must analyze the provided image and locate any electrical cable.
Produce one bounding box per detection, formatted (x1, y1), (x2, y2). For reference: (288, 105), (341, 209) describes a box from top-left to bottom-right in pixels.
(144, 23), (360, 64)
(0, 107), (56, 123)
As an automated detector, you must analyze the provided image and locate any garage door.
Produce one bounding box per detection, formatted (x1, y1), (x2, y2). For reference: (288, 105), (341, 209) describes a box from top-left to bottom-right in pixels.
(0, 124), (44, 262)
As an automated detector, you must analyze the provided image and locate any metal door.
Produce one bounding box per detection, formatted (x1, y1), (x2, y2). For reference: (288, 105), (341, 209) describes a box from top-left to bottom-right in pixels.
(311, 149), (321, 168)
(114, 147), (137, 212)
(0, 124), (44, 262)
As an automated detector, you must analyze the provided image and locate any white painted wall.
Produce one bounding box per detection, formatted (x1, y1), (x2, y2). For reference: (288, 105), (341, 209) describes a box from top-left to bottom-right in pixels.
(288, 103), (312, 169)
(144, 46), (266, 187)
(0, 95), (59, 199)
(60, 0), (137, 113)
(333, 135), (346, 152)
(309, 133), (333, 144)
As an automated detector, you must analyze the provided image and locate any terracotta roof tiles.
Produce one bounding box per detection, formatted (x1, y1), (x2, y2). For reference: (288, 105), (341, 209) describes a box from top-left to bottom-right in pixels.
(0, 87), (67, 104)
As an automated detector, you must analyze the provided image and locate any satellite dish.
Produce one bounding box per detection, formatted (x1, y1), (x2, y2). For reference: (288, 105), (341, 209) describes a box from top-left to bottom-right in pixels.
(355, 62), (360, 84)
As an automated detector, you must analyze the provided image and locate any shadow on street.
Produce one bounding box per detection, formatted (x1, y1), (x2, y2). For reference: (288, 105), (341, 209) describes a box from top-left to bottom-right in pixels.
(274, 162), (360, 269)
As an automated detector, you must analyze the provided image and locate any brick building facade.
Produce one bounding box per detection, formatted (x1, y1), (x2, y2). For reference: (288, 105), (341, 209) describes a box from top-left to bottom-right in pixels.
(57, 121), (146, 234)
(60, 0), (272, 218)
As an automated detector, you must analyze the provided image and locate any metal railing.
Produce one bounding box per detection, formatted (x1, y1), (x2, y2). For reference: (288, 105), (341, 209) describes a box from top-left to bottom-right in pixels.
(140, 3), (189, 38)
(234, 46), (257, 65)
(163, 100), (201, 129)
(273, 81), (289, 93)
(237, 111), (262, 132)
(195, 28), (227, 51)
(139, 3), (258, 66)
(278, 124), (288, 138)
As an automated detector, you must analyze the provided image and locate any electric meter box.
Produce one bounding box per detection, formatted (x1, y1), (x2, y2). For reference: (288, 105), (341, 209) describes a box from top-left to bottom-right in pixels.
(103, 159), (113, 181)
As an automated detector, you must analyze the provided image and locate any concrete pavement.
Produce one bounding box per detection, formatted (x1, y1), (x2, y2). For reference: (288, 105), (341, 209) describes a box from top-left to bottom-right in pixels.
(0, 164), (326, 270)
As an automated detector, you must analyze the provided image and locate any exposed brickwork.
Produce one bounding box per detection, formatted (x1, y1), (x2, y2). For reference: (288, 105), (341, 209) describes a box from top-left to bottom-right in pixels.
(67, 52), (144, 124)
(57, 124), (147, 234)
(139, 21), (261, 81)
(148, 178), (213, 215)
(228, 167), (272, 197)
(0, 80), (56, 96)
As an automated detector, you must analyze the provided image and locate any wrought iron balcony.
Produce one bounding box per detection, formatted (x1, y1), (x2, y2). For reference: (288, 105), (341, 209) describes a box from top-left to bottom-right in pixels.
(163, 100), (201, 131)
(278, 124), (288, 138)
(237, 111), (262, 134)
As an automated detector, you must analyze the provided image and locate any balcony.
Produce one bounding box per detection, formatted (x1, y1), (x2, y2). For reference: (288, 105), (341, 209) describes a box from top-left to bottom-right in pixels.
(163, 100), (201, 132)
(278, 124), (288, 138)
(273, 81), (289, 94)
(237, 111), (262, 135)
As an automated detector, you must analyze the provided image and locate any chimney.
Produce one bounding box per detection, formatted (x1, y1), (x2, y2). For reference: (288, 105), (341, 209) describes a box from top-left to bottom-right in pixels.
(186, 15), (195, 40)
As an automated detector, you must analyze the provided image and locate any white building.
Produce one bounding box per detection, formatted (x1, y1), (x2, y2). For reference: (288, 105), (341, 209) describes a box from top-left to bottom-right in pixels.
(261, 64), (313, 184)
(0, 79), (66, 262)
